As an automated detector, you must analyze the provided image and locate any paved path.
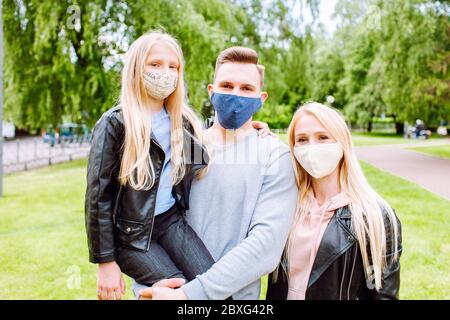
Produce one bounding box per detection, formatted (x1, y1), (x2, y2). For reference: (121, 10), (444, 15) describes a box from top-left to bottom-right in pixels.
(356, 139), (450, 200)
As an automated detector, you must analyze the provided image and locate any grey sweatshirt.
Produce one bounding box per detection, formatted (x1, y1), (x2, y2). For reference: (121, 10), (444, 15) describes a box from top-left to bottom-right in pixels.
(132, 129), (298, 299)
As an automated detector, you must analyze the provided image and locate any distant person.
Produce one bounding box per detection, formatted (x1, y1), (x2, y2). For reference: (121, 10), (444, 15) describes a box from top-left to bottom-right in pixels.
(415, 119), (425, 138)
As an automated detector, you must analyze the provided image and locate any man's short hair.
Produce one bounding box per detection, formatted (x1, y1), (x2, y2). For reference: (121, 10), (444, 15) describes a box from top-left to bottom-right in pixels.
(214, 46), (265, 87)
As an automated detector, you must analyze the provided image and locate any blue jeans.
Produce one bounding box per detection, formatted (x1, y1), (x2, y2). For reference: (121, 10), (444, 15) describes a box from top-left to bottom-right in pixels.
(115, 202), (215, 286)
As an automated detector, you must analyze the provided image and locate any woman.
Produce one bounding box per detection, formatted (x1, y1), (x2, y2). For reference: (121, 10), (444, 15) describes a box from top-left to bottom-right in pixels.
(267, 102), (402, 300)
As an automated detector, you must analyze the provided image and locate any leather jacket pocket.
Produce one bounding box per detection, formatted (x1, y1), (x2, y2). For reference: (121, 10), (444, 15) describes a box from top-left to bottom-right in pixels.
(114, 218), (150, 252)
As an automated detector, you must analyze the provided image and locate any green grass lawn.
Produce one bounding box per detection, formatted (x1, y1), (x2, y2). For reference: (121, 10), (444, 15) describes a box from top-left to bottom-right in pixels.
(278, 131), (448, 147)
(0, 160), (136, 300)
(0, 157), (449, 299)
(359, 161), (449, 299)
(351, 132), (415, 146)
(406, 144), (450, 160)
(351, 132), (448, 146)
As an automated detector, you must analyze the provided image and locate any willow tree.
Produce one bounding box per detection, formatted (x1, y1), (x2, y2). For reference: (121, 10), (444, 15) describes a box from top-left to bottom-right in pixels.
(3, 0), (122, 129)
(3, 0), (262, 129)
(311, 0), (449, 132)
(377, 0), (450, 127)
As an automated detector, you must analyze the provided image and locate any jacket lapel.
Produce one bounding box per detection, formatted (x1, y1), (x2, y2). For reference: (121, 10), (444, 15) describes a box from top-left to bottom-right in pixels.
(307, 206), (356, 288)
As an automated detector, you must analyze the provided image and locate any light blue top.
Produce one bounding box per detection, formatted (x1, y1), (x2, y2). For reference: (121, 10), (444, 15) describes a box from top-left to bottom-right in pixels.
(151, 106), (176, 215)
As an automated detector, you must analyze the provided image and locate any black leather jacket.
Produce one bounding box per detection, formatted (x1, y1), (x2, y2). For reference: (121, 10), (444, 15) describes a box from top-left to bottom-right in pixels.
(84, 106), (208, 263)
(266, 205), (402, 300)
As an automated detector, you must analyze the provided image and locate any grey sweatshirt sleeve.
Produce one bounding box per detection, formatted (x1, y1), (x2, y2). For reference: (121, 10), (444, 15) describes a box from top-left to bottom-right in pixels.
(182, 147), (298, 300)
(131, 280), (146, 299)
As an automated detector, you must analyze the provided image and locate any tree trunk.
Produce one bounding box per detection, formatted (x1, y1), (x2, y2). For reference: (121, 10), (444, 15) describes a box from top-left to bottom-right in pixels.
(395, 122), (404, 135)
(367, 120), (373, 133)
(392, 114), (404, 135)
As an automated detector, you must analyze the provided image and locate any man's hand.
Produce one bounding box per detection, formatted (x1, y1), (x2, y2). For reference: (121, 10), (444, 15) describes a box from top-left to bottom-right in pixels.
(97, 261), (126, 300)
(252, 121), (277, 138)
(139, 278), (186, 300)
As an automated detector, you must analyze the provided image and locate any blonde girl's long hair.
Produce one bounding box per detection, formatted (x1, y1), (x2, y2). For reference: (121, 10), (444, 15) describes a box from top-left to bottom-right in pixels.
(119, 31), (208, 190)
(281, 102), (399, 291)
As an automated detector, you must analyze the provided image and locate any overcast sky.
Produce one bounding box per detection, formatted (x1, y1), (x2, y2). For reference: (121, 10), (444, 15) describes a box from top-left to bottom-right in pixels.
(306, 0), (338, 34)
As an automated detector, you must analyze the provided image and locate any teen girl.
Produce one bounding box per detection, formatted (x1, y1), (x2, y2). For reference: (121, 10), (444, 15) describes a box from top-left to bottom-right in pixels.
(84, 31), (218, 300)
(267, 102), (402, 300)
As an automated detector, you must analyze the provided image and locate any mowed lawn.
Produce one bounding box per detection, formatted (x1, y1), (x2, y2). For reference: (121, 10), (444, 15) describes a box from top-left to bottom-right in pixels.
(351, 132), (449, 147)
(0, 160), (136, 300)
(406, 144), (450, 160)
(276, 132), (447, 147)
(0, 152), (449, 299)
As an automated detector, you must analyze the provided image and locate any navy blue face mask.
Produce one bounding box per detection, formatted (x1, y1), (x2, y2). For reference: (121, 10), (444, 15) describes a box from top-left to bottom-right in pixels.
(210, 91), (263, 129)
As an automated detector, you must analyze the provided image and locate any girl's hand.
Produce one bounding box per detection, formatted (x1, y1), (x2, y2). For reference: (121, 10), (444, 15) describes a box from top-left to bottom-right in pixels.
(97, 261), (126, 300)
(252, 121), (277, 138)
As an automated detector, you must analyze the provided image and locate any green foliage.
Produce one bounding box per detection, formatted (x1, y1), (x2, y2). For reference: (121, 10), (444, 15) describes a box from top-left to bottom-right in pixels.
(3, 0), (260, 128)
(3, 0), (120, 128)
(3, 0), (449, 129)
(311, 0), (450, 128)
(254, 103), (293, 128)
(378, 0), (450, 124)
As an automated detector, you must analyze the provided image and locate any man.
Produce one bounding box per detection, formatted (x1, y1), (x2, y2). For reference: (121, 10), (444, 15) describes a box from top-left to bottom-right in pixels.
(135, 46), (298, 300)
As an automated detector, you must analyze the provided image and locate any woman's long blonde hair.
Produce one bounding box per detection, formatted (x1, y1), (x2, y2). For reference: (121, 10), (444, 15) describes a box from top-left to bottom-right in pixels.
(119, 31), (207, 190)
(283, 102), (399, 291)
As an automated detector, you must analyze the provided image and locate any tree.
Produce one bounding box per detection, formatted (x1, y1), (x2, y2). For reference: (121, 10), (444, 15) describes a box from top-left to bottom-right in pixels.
(377, 0), (450, 127)
(3, 0), (260, 129)
(313, 0), (449, 132)
(4, 0), (447, 131)
(3, 0), (120, 129)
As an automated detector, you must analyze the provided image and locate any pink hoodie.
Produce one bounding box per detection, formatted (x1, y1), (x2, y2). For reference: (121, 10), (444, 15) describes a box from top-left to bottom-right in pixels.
(287, 192), (351, 300)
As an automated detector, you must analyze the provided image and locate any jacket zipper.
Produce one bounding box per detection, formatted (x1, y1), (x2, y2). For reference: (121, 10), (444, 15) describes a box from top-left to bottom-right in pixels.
(339, 250), (348, 300)
(347, 244), (358, 300)
(146, 136), (165, 251)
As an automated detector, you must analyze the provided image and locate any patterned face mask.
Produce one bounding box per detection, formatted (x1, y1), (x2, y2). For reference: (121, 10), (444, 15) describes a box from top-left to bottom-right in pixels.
(143, 71), (178, 100)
